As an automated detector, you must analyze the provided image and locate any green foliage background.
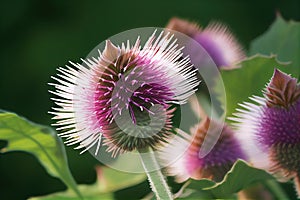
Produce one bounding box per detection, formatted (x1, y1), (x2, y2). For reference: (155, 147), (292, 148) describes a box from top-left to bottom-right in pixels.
(0, 0), (299, 199)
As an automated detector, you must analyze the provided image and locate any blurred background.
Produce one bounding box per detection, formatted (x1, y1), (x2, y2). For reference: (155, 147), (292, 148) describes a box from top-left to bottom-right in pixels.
(0, 0), (299, 199)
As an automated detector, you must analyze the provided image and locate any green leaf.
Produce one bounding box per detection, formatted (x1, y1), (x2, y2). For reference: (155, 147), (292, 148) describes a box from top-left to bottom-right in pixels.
(180, 160), (273, 199)
(204, 160), (274, 197)
(0, 112), (146, 199)
(30, 165), (146, 200)
(215, 55), (290, 117)
(249, 15), (300, 78)
(0, 112), (82, 198)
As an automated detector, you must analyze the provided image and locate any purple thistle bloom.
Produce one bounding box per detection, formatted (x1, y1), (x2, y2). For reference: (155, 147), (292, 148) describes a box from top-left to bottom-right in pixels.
(159, 118), (246, 182)
(230, 69), (300, 196)
(49, 31), (199, 156)
(166, 17), (245, 67)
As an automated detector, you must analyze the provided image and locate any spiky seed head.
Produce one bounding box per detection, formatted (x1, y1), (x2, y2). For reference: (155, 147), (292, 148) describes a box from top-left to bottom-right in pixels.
(166, 17), (245, 67)
(230, 69), (300, 196)
(159, 118), (246, 182)
(49, 31), (200, 157)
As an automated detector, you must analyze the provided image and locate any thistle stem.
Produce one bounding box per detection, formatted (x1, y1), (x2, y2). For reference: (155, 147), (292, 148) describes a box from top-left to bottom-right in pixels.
(265, 180), (289, 200)
(138, 147), (173, 200)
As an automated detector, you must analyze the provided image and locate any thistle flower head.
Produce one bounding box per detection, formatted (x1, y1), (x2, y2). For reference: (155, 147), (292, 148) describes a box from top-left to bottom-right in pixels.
(166, 17), (245, 67)
(231, 69), (300, 195)
(159, 118), (246, 182)
(49, 31), (199, 156)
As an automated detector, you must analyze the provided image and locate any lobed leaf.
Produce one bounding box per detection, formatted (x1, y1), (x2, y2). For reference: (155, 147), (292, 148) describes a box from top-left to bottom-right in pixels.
(250, 15), (300, 78)
(0, 112), (82, 198)
(178, 160), (274, 199)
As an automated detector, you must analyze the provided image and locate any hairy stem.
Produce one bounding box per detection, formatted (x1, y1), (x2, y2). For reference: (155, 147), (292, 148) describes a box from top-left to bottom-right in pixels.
(138, 147), (173, 200)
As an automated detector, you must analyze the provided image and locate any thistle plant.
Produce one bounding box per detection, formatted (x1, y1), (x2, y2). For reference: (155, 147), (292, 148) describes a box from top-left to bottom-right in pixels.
(1, 12), (299, 200)
(49, 30), (199, 199)
(166, 17), (245, 67)
(160, 117), (246, 183)
(231, 69), (300, 196)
